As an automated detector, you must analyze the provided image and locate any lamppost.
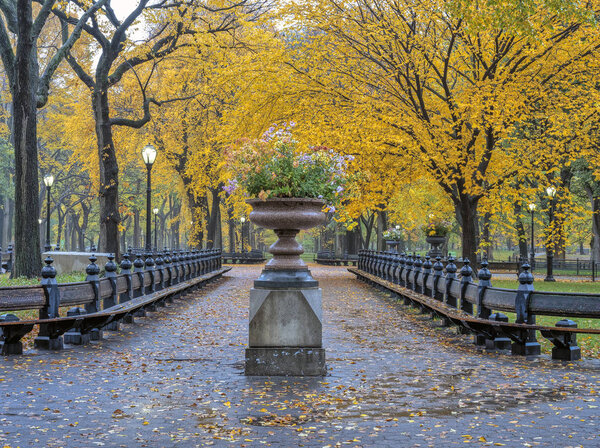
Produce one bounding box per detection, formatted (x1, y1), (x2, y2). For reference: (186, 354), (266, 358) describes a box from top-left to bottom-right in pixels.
(528, 203), (536, 269)
(141, 145), (157, 251)
(240, 216), (246, 254)
(545, 186), (557, 282)
(153, 208), (159, 250)
(43, 174), (54, 252)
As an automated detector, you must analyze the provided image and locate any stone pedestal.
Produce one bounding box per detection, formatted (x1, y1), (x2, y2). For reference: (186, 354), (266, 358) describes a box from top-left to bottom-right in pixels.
(245, 286), (326, 376)
(244, 198), (328, 376)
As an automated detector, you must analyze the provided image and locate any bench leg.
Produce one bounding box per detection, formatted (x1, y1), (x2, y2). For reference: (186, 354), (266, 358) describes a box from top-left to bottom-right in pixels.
(104, 321), (121, 331)
(541, 320), (582, 361)
(64, 330), (91, 346)
(511, 329), (541, 356)
(1, 340), (23, 355)
(552, 345), (581, 361)
(34, 335), (64, 350)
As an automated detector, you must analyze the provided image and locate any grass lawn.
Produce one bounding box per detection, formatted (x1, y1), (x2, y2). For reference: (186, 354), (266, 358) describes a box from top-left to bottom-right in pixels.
(0, 272), (89, 348)
(493, 279), (600, 294)
(0, 272), (86, 287)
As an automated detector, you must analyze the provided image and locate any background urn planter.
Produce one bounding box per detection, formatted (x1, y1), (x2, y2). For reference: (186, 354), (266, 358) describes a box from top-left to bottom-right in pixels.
(426, 235), (447, 258)
(385, 240), (400, 253)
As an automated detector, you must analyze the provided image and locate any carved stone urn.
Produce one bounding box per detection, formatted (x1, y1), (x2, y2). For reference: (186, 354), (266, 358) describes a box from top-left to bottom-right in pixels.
(247, 198), (327, 287)
(244, 197), (328, 376)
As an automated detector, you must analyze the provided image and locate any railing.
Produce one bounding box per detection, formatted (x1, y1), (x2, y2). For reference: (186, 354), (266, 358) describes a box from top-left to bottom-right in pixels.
(222, 249), (266, 264)
(350, 250), (600, 361)
(0, 249), (228, 355)
(315, 251), (358, 266)
(485, 258), (600, 280)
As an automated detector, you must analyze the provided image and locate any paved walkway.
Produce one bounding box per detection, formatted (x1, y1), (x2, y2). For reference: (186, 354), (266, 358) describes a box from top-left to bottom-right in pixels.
(1, 265), (599, 447)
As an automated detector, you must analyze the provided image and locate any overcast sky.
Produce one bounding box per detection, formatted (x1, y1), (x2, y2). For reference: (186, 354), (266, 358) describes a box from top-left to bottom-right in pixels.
(110, 1), (140, 20)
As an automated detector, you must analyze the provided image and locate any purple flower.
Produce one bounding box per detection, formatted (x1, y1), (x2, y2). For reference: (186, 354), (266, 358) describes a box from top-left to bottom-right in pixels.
(223, 178), (238, 195)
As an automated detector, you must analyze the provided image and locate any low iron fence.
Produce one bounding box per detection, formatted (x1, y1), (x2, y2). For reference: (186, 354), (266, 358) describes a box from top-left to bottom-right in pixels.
(222, 249), (266, 264)
(0, 249), (227, 355)
(315, 251), (358, 266)
(487, 258), (600, 279)
(351, 250), (600, 361)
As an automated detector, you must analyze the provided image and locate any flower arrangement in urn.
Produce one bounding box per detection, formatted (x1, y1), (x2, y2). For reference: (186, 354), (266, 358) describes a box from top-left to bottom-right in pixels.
(383, 227), (404, 241)
(223, 124), (353, 277)
(422, 215), (452, 237)
(223, 124), (352, 211)
(423, 215), (451, 258)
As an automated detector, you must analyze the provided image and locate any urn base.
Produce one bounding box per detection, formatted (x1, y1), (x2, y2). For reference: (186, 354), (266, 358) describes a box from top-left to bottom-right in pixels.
(254, 268), (319, 288)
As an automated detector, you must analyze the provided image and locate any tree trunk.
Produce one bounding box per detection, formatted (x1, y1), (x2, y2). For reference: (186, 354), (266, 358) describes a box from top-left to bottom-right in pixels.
(121, 215), (130, 253)
(589, 192), (600, 262)
(3, 196), (12, 247)
(361, 213), (375, 250)
(206, 187), (221, 249)
(92, 86), (120, 258)
(64, 212), (71, 251)
(0, 194), (4, 250)
(215, 205), (222, 249)
(171, 199), (181, 249)
(376, 210), (388, 251)
(133, 208), (141, 249)
(186, 191), (206, 248)
(56, 205), (64, 250)
(80, 202), (90, 251)
(12, 1), (41, 277)
(480, 212), (493, 262)
(227, 206), (235, 253)
(514, 203), (528, 262)
(454, 195), (479, 263)
(70, 213), (79, 251)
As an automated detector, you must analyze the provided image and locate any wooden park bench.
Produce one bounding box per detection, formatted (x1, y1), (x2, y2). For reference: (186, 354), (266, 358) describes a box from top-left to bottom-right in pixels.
(0, 249), (230, 355)
(315, 251), (358, 266)
(349, 250), (600, 361)
(222, 249), (266, 264)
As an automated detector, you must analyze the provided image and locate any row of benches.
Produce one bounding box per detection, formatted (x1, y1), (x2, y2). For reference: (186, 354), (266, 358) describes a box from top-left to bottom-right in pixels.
(315, 251), (358, 266)
(352, 250), (600, 361)
(222, 250), (266, 264)
(0, 249), (228, 355)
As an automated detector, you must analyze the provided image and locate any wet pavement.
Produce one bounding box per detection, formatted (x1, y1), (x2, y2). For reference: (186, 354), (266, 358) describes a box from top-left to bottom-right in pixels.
(1, 265), (599, 447)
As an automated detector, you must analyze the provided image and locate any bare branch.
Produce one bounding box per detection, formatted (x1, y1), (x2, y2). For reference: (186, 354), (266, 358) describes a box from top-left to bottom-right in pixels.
(110, 94), (198, 128)
(37, 0), (110, 106)
(32, 0), (56, 39)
